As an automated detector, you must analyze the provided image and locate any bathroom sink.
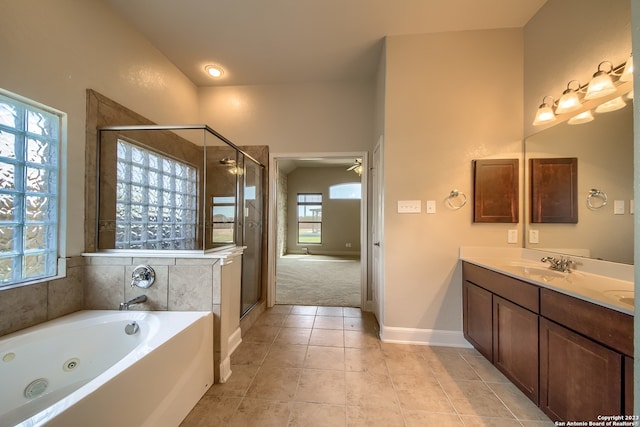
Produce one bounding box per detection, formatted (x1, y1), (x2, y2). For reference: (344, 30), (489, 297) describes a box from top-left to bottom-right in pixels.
(501, 263), (567, 281)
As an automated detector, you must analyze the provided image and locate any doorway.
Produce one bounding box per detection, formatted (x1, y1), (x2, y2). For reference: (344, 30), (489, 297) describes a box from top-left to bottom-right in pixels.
(268, 153), (368, 309)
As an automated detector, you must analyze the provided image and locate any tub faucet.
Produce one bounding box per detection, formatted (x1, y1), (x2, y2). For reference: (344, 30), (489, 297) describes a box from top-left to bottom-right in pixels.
(119, 295), (147, 311)
(541, 256), (574, 273)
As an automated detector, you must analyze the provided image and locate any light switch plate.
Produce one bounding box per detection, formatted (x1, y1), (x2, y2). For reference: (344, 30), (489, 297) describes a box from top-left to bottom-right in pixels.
(507, 229), (518, 244)
(529, 230), (539, 244)
(426, 200), (436, 214)
(397, 200), (421, 213)
(614, 200), (625, 215)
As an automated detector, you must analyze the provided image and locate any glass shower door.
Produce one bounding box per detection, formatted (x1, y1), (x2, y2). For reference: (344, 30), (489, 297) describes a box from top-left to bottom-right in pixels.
(241, 159), (263, 315)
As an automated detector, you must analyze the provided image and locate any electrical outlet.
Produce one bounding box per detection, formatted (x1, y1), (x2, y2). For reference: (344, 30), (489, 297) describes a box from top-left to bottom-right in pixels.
(507, 229), (518, 244)
(345, 243), (352, 248)
(529, 230), (539, 244)
(614, 200), (625, 215)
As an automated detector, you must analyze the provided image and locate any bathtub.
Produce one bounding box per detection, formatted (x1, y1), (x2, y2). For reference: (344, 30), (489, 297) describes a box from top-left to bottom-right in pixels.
(0, 310), (213, 427)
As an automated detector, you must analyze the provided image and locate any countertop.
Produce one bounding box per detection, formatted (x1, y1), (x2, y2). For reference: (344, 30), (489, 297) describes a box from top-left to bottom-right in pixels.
(460, 247), (634, 316)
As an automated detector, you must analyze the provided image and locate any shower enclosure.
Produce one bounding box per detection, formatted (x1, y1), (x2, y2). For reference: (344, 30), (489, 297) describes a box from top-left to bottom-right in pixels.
(96, 125), (265, 316)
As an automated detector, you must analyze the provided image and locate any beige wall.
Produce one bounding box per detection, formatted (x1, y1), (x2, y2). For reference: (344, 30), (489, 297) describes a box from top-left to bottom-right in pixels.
(286, 167), (362, 255)
(0, 0), (199, 256)
(382, 28), (524, 332)
(198, 83), (375, 151)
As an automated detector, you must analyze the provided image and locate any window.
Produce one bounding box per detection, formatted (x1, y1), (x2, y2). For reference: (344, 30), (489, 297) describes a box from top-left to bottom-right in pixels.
(211, 195), (235, 244)
(115, 140), (198, 249)
(297, 193), (322, 244)
(0, 91), (62, 287)
(329, 183), (361, 199)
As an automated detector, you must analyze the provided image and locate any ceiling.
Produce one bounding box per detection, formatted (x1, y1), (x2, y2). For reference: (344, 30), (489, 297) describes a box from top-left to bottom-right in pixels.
(102, 0), (546, 88)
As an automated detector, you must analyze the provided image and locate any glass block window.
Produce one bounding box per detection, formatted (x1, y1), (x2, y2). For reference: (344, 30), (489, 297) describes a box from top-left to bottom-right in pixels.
(116, 140), (198, 250)
(0, 92), (61, 287)
(297, 193), (322, 244)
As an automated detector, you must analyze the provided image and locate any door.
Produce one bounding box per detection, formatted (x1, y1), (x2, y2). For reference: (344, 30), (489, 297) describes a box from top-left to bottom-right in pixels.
(372, 137), (384, 325)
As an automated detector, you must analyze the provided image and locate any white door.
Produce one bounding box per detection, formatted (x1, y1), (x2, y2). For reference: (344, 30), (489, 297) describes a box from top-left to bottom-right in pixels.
(371, 137), (384, 326)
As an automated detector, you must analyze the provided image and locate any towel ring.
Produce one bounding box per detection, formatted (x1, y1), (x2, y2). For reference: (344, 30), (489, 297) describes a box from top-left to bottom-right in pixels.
(587, 188), (607, 210)
(446, 190), (467, 210)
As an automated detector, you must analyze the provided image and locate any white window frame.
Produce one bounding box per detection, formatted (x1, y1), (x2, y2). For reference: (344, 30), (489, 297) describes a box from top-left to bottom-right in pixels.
(0, 88), (66, 289)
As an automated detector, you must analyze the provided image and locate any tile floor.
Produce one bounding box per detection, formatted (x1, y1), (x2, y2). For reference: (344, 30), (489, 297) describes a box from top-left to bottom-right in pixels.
(180, 305), (554, 426)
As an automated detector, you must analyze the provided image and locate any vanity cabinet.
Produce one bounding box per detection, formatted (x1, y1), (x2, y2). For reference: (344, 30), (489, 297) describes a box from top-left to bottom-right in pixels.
(462, 261), (634, 422)
(462, 262), (539, 402)
(462, 281), (493, 361)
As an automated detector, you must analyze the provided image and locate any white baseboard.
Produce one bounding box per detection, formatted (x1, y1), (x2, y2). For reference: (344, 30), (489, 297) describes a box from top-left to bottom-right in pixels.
(228, 327), (242, 355)
(380, 325), (472, 348)
(219, 356), (232, 383)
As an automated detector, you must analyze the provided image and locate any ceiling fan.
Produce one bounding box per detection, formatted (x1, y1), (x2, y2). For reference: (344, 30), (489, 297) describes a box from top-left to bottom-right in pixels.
(347, 158), (363, 176)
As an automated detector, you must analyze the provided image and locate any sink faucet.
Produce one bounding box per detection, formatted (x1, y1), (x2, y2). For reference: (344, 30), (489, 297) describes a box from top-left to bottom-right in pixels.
(119, 295), (147, 311)
(541, 256), (574, 273)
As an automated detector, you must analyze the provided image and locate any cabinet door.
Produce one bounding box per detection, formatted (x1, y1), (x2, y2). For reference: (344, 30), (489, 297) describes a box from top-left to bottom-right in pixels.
(463, 281), (493, 361)
(493, 296), (539, 404)
(625, 356), (634, 416)
(540, 318), (622, 422)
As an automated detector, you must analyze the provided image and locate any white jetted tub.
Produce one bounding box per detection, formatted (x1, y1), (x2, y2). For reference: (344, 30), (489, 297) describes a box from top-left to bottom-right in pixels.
(0, 310), (213, 427)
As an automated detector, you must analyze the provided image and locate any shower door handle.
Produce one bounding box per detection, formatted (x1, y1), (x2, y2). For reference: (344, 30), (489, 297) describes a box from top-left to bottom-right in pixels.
(373, 242), (380, 247)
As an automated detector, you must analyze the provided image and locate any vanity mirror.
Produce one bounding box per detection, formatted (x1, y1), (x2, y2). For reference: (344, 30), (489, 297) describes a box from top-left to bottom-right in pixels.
(524, 95), (633, 264)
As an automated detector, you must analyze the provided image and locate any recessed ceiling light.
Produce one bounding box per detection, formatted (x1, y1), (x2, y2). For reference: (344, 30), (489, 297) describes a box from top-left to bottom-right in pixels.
(205, 65), (224, 78)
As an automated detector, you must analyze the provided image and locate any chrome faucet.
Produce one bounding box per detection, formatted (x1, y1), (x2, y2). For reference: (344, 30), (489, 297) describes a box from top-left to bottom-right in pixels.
(119, 295), (147, 311)
(541, 256), (574, 273)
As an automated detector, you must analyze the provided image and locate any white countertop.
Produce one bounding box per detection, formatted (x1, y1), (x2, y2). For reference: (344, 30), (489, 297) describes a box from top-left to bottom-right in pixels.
(460, 247), (634, 316)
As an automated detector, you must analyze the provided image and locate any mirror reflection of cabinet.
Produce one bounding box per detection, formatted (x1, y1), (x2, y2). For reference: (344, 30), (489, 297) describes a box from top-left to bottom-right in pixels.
(473, 159), (519, 223)
(530, 158), (578, 223)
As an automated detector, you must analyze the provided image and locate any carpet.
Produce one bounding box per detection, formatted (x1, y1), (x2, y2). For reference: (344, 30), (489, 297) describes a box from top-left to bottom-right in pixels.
(275, 255), (361, 307)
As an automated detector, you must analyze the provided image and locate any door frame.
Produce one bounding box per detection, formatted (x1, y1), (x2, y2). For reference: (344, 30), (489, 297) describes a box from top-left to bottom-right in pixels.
(267, 151), (369, 309)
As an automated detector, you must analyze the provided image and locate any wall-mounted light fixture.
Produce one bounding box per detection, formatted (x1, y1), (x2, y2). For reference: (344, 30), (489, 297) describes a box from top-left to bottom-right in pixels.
(533, 55), (633, 126)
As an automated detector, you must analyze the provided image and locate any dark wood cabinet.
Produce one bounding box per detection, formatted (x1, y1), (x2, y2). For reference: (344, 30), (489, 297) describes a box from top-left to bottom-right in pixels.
(463, 281), (493, 361)
(539, 317), (622, 421)
(462, 261), (633, 423)
(493, 296), (539, 403)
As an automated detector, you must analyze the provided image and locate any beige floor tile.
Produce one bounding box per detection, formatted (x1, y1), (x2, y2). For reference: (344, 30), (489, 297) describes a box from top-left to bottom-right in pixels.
(396, 385), (457, 412)
(284, 314), (316, 328)
(304, 345), (345, 370)
(291, 305), (318, 315)
(242, 324), (281, 344)
(459, 416), (523, 426)
(179, 396), (241, 426)
(245, 366), (301, 401)
(440, 379), (514, 418)
(288, 402), (346, 427)
(346, 371), (398, 408)
(309, 328), (344, 347)
(345, 314), (378, 332)
(403, 411), (465, 427)
(317, 306), (344, 316)
(274, 327), (312, 345)
(344, 329), (380, 348)
(487, 382), (550, 421)
(269, 304), (293, 314)
(206, 364), (259, 397)
(228, 398), (291, 427)
(343, 307), (363, 317)
(262, 343), (308, 368)
(295, 369), (346, 405)
(231, 342), (270, 365)
(385, 353), (430, 376)
(345, 347), (388, 375)
(253, 312), (287, 327)
(463, 355), (510, 383)
(390, 370), (439, 390)
(347, 405), (405, 426)
(428, 354), (481, 381)
(313, 315), (344, 329)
